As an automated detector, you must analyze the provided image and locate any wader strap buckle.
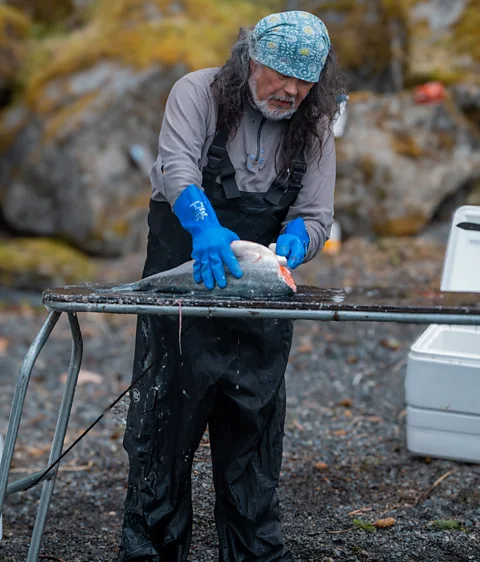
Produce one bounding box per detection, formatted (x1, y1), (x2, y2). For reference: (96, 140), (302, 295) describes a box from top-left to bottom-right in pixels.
(264, 154), (307, 206)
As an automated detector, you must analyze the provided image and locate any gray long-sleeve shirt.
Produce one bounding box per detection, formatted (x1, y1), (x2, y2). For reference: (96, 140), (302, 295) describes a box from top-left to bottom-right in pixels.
(150, 67), (336, 262)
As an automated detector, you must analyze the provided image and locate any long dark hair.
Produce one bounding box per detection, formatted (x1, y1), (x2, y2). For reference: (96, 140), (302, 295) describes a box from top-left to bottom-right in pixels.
(212, 27), (346, 170)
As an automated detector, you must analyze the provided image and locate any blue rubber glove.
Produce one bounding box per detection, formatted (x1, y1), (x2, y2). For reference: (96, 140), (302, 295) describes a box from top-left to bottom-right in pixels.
(173, 184), (243, 290)
(276, 217), (310, 270)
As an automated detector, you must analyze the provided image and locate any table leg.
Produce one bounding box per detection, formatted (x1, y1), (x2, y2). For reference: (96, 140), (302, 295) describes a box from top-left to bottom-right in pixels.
(0, 311), (62, 514)
(27, 312), (83, 562)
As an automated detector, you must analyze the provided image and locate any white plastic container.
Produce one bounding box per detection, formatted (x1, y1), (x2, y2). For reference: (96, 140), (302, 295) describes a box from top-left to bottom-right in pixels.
(405, 205), (480, 462)
(440, 206), (480, 292)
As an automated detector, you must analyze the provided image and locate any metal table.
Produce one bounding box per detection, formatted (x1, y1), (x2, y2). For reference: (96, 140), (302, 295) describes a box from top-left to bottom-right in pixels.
(1, 283), (479, 561)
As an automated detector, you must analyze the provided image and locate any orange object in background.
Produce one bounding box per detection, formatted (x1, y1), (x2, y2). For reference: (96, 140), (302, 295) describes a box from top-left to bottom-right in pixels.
(323, 221), (342, 255)
(413, 81), (447, 104)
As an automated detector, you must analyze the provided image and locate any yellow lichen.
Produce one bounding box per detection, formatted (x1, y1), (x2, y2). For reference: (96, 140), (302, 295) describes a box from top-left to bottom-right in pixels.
(360, 154), (376, 183)
(391, 131), (423, 159)
(6, 0), (74, 25)
(110, 218), (131, 238)
(372, 212), (427, 237)
(42, 90), (101, 143)
(20, 0), (276, 107)
(0, 237), (96, 286)
(0, 5), (30, 42)
(0, 5), (31, 88)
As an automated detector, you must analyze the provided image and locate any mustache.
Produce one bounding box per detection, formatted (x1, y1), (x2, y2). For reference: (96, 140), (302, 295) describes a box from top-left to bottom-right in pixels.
(269, 95), (296, 105)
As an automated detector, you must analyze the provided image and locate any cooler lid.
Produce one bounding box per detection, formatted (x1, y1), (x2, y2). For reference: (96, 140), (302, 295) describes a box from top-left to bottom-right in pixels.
(441, 205), (480, 292)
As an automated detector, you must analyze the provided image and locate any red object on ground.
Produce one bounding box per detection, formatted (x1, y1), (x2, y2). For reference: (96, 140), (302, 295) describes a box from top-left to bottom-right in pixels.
(413, 81), (447, 104)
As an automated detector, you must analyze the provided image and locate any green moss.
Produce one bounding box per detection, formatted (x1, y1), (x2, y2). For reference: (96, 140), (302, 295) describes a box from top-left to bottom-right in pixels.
(405, 69), (465, 88)
(432, 519), (468, 532)
(352, 519), (377, 533)
(0, 237), (96, 286)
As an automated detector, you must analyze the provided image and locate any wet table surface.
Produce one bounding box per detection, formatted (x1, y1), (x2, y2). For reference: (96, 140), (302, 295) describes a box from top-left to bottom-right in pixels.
(42, 285), (480, 317)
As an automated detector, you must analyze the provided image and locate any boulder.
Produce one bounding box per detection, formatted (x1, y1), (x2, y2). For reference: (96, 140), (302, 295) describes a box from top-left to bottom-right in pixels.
(452, 83), (480, 128)
(334, 90), (480, 238)
(0, 62), (185, 256)
(0, 0), (269, 257)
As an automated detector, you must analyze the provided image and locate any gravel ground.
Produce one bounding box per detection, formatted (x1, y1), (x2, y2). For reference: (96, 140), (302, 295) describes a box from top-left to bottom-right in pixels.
(0, 236), (479, 562)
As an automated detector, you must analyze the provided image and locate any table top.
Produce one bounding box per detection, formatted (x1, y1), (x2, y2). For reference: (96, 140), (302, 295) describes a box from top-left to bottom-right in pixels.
(42, 284), (480, 323)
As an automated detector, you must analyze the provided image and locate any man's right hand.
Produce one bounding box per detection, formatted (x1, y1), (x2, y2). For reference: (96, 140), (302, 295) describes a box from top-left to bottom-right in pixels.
(173, 184), (243, 290)
(191, 226), (243, 290)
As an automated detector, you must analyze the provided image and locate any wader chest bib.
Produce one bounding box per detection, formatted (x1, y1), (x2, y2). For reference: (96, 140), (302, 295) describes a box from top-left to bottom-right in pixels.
(118, 127), (306, 562)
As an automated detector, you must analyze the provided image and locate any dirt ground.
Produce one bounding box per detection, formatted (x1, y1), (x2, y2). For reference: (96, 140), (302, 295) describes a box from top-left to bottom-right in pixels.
(0, 235), (479, 562)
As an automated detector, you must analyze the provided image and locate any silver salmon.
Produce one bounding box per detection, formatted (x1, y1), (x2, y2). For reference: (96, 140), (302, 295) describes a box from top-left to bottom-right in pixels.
(109, 241), (296, 297)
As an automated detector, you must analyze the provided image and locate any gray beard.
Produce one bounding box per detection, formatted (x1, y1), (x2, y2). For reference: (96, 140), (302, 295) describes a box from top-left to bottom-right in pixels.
(248, 75), (297, 121)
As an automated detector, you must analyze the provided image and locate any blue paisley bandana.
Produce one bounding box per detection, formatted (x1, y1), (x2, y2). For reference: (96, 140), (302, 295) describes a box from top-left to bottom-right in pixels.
(252, 11), (331, 83)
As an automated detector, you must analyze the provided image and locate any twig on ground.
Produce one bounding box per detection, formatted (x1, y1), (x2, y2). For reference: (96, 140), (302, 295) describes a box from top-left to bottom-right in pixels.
(415, 469), (456, 506)
(347, 507), (373, 516)
(379, 502), (414, 516)
(391, 359), (407, 375)
(39, 555), (66, 562)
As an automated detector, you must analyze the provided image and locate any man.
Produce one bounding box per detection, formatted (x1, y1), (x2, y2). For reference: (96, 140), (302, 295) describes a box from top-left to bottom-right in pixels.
(118, 10), (343, 562)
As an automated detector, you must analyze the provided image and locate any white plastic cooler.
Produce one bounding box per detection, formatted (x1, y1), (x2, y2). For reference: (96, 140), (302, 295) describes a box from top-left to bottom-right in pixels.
(405, 205), (480, 462)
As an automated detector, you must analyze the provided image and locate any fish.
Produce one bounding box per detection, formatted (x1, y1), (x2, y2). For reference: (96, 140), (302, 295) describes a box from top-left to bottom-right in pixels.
(108, 240), (297, 298)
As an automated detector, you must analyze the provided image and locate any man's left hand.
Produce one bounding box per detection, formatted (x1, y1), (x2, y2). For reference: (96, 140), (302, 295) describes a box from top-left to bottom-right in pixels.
(276, 217), (310, 269)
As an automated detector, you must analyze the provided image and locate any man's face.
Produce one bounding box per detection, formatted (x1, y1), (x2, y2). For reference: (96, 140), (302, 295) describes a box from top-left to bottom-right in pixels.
(248, 60), (315, 121)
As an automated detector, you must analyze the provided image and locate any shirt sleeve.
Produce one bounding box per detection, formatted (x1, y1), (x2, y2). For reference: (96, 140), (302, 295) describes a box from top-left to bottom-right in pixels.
(281, 128), (336, 262)
(153, 73), (211, 207)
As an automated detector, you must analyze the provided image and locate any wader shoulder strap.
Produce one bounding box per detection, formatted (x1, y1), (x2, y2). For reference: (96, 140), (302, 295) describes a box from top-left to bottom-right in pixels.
(264, 152), (307, 206)
(202, 127), (241, 200)
(202, 126), (307, 206)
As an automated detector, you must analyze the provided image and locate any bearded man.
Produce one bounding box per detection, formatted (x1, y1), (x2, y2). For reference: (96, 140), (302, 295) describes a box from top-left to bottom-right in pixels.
(118, 10), (344, 562)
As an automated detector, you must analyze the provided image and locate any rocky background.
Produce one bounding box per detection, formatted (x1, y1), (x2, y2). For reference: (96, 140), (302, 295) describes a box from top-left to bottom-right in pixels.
(1, 3), (480, 561)
(0, 0), (479, 288)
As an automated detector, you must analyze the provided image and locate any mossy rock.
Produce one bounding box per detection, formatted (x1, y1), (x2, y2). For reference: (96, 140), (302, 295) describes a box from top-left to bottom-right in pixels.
(408, 0), (479, 87)
(308, 0), (411, 89)
(6, 0), (75, 26)
(19, 0), (280, 107)
(0, 5), (30, 87)
(0, 237), (96, 290)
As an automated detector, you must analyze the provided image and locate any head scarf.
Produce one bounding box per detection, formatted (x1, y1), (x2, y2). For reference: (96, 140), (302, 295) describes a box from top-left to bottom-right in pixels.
(252, 11), (331, 83)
